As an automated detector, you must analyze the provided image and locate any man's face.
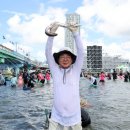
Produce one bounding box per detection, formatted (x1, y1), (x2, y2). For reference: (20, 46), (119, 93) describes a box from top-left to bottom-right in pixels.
(58, 54), (72, 68)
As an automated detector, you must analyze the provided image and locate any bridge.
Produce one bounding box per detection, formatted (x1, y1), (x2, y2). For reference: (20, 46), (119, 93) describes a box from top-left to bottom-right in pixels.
(0, 44), (37, 69)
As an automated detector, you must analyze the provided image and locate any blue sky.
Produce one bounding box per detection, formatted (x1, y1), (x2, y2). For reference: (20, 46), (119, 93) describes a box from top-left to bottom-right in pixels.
(0, 0), (130, 62)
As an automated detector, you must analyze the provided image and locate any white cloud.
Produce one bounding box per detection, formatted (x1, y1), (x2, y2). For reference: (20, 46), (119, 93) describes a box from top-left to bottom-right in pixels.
(3, 0), (130, 62)
(6, 6), (67, 61)
(76, 0), (130, 38)
(121, 41), (130, 50)
(103, 43), (130, 60)
(76, 0), (130, 61)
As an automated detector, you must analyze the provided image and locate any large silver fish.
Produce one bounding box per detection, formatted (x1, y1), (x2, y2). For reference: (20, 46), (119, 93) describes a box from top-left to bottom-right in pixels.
(45, 22), (80, 36)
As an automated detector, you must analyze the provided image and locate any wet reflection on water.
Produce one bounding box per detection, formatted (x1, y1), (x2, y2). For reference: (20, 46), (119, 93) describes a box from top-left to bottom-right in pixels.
(0, 83), (53, 130)
(0, 78), (130, 130)
(80, 78), (130, 130)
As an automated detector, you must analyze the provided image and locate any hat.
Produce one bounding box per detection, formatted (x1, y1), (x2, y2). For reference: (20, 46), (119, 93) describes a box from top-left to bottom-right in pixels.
(53, 47), (76, 65)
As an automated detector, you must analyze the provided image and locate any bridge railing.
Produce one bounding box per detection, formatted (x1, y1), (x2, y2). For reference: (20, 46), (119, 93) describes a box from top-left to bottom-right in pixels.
(0, 44), (38, 66)
(0, 44), (13, 53)
(0, 44), (27, 61)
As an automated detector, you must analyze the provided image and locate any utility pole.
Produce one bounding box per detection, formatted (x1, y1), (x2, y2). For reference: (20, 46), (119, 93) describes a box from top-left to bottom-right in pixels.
(15, 42), (18, 52)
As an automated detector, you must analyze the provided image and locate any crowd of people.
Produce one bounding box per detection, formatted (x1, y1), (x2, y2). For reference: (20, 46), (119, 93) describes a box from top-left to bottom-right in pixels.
(106, 69), (130, 82)
(83, 69), (130, 88)
(19, 69), (51, 90)
(0, 68), (51, 90)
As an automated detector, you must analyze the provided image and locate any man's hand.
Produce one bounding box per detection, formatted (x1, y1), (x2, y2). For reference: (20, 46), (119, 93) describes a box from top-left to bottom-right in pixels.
(45, 22), (59, 36)
(68, 22), (80, 32)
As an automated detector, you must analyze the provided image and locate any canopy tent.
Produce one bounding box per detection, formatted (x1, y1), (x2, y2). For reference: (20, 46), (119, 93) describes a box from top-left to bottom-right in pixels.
(116, 65), (129, 72)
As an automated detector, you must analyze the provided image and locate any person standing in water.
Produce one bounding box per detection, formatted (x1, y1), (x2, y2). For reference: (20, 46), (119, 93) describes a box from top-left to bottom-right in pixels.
(45, 22), (84, 130)
(99, 71), (105, 83)
(112, 69), (117, 81)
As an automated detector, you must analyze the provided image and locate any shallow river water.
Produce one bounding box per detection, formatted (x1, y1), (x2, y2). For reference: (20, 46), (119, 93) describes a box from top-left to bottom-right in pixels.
(0, 78), (130, 130)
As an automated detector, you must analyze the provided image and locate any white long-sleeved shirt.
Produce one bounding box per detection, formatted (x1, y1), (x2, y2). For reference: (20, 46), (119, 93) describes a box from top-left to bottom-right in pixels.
(45, 32), (84, 126)
(90, 76), (96, 85)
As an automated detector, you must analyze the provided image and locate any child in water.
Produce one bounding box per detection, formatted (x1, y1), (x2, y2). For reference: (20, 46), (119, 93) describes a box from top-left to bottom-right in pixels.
(85, 73), (97, 87)
(17, 73), (24, 87)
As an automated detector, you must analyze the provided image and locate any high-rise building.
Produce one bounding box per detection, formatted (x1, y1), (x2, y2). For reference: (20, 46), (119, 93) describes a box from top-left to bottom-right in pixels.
(65, 13), (80, 54)
(87, 45), (102, 73)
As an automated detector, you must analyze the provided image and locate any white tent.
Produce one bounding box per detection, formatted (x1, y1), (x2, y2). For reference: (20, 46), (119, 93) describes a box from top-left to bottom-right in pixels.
(116, 65), (129, 72)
